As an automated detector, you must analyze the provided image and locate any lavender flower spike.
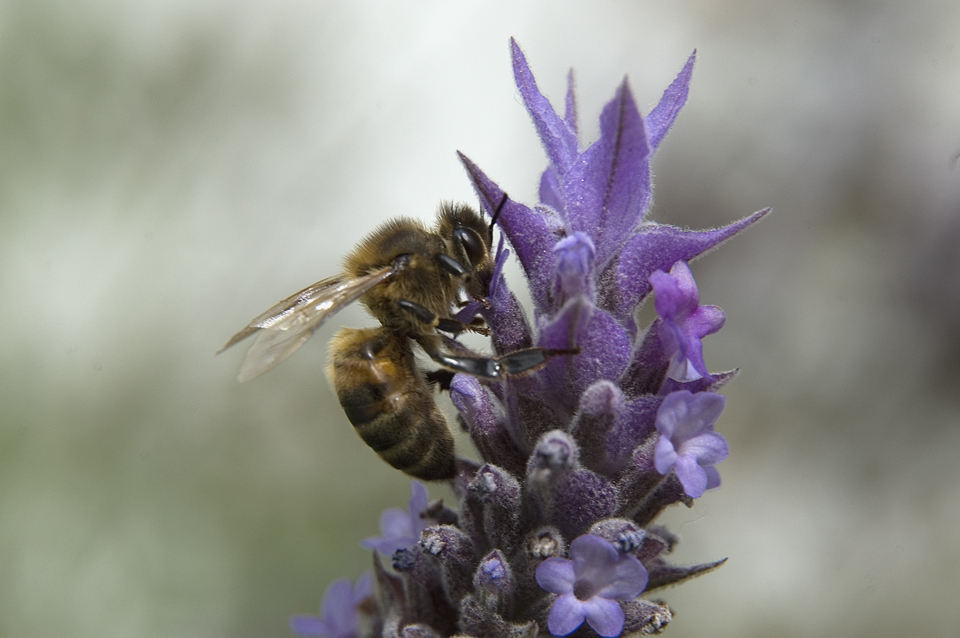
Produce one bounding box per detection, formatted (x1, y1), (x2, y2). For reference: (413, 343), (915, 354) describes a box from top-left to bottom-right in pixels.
(655, 391), (730, 498)
(290, 572), (372, 638)
(650, 260), (725, 382)
(283, 39), (767, 638)
(361, 480), (429, 555)
(536, 534), (648, 637)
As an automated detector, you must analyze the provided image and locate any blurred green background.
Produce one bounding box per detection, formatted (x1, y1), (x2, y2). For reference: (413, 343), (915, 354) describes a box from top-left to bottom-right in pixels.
(2, 1), (959, 636)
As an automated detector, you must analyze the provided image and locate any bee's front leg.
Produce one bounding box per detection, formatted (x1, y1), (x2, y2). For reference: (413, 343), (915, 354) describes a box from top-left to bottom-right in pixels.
(397, 299), (489, 336)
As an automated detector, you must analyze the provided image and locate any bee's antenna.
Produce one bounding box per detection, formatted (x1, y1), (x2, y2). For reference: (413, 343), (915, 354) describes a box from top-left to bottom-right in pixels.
(488, 192), (508, 240)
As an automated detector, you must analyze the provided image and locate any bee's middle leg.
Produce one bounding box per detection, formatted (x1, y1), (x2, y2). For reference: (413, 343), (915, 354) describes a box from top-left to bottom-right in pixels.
(415, 334), (579, 380)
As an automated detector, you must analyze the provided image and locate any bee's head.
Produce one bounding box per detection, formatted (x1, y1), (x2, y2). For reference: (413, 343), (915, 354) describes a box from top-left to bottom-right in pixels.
(436, 202), (493, 271)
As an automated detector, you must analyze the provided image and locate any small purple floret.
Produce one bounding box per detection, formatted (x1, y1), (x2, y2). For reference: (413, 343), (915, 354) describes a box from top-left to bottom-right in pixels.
(654, 390), (729, 498)
(650, 260), (725, 382)
(536, 534), (648, 637)
(553, 231), (596, 302)
(361, 481), (429, 555)
(290, 572), (372, 638)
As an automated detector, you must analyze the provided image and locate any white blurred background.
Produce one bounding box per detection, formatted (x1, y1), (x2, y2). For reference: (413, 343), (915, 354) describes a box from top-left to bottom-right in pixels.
(1, 1), (959, 636)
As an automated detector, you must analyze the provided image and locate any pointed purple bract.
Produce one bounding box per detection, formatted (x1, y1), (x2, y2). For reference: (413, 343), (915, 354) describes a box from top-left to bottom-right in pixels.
(458, 152), (563, 314)
(611, 209), (769, 327)
(511, 38), (578, 174)
(646, 51), (696, 151)
(562, 79), (651, 269)
(564, 68), (578, 134)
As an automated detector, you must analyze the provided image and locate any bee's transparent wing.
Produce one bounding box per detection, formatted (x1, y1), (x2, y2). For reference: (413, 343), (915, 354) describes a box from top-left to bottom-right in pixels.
(218, 275), (344, 354)
(220, 266), (395, 382)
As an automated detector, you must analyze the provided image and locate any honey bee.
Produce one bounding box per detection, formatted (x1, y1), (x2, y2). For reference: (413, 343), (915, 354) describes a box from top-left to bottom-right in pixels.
(220, 198), (574, 480)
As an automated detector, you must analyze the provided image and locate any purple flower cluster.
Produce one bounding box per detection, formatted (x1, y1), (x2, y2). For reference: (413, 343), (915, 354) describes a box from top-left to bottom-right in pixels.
(290, 39), (766, 638)
(290, 573), (372, 638)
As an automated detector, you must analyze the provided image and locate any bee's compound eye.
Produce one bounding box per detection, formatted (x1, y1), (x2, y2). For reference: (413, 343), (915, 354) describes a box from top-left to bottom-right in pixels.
(453, 227), (486, 267)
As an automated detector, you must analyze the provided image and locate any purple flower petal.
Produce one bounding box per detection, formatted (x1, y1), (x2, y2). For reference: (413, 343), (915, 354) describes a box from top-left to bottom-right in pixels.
(681, 430), (730, 465)
(663, 324), (709, 383)
(570, 535), (647, 600)
(408, 481), (429, 521)
(538, 536), (645, 637)
(581, 596), (626, 638)
(380, 508), (414, 541)
(361, 482), (429, 554)
(595, 555), (649, 601)
(704, 465), (722, 490)
(322, 579), (357, 636)
(611, 209), (770, 326)
(651, 261), (725, 383)
(536, 557), (576, 595)
(548, 593), (588, 636)
(675, 455), (709, 498)
(654, 435), (679, 475)
(650, 262), (699, 318)
(570, 534), (620, 581)
(685, 304), (726, 336)
(290, 574), (370, 638)
(553, 232), (596, 305)
(563, 78), (650, 268)
(289, 615), (332, 637)
(511, 38), (578, 174)
(667, 391), (726, 441)
(361, 507), (412, 554)
(654, 391), (729, 498)
(539, 167), (566, 214)
(645, 51), (696, 152)
(352, 572), (372, 603)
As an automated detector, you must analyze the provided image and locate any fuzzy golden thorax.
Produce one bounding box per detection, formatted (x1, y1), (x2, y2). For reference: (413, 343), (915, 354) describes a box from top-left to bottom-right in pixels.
(342, 204), (494, 337)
